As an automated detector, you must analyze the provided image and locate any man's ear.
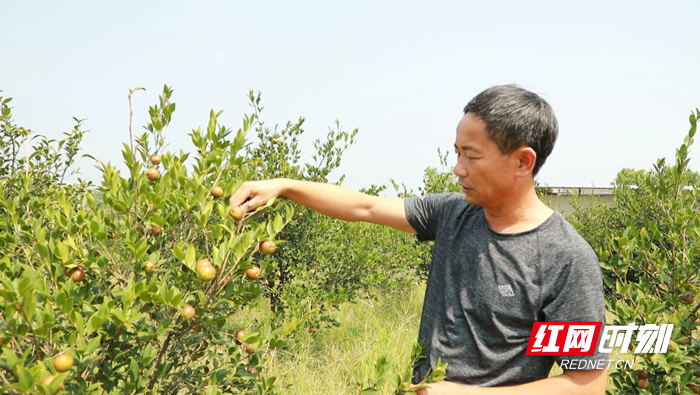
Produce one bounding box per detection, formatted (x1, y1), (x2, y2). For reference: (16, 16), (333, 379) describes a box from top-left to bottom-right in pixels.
(516, 146), (537, 176)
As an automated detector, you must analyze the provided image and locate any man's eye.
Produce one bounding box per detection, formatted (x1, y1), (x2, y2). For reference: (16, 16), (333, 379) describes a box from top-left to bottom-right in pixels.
(467, 156), (478, 160)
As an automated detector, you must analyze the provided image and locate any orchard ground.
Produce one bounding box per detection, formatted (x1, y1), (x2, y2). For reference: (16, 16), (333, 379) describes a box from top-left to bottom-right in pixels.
(234, 284), (633, 395)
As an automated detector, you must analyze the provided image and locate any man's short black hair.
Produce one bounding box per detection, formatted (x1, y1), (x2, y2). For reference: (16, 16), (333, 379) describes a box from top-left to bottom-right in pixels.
(463, 85), (558, 176)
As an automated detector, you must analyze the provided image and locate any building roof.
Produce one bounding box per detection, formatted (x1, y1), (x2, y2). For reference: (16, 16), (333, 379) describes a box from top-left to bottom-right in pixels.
(540, 186), (615, 196)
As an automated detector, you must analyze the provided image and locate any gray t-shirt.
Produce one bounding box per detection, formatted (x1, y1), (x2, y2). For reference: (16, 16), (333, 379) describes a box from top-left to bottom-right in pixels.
(405, 193), (607, 387)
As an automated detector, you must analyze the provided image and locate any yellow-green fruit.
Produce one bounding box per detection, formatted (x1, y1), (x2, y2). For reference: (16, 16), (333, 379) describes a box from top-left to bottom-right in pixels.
(70, 269), (85, 282)
(40, 375), (64, 392)
(196, 259), (212, 271)
(53, 353), (74, 372)
(150, 154), (162, 165)
(197, 265), (216, 282)
(210, 186), (224, 198)
(146, 167), (160, 181)
(260, 240), (276, 255)
(181, 305), (196, 320)
(246, 267), (261, 280)
(229, 206), (244, 221)
(235, 330), (246, 340)
(143, 260), (155, 274)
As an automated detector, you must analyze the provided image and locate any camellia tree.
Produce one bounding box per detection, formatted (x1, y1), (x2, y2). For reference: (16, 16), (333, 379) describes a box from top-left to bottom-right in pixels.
(0, 86), (302, 394)
(238, 92), (430, 329)
(596, 110), (700, 394)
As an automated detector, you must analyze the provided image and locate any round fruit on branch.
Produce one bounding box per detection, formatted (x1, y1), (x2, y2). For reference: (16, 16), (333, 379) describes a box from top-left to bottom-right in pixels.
(635, 370), (647, 380)
(638, 379), (649, 389)
(53, 353), (74, 372)
(146, 168), (160, 181)
(259, 240), (276, 255)
(210, 186), (224, 199)
(228, 206), (244, 221)
(150, 154), (162, 165)
(196, 259), (212, 271)
(143, 260), (155, 274)
(246, 267), (261, 280)
(681, 293), (695, 304)
(151, 225), (163, 236)
(70, 269), (85, 282)
(63, 265), (80, 276)
(235, 330), (246, 341)
(181, 305), (196, 320)
(40, 375), (64, 392)
(197, 265), (216, 282)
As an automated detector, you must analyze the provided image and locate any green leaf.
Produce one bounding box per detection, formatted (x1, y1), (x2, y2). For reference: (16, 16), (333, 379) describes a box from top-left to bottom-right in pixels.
(173, 244), (185, 263)
(85, 335), (101, 354)
(185, 244), (196, 268)
(71, 310), (85, 333)
(17, 365), (33, 390)
(280, 318), (303, 337)
(87, 313), (104, 335)
(142, 343), (156, 366)
(129, 357), (140, 381)
(37, 243), (50, 261)
(273, 213), (284, 233)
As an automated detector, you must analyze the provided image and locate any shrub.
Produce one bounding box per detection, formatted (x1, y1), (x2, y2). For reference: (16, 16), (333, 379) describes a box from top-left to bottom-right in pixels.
(0, 86), (299, 394)
(596, 110), (700, 394)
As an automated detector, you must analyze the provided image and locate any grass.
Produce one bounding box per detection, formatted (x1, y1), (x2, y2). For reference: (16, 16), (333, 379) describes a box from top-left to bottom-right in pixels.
(234, 286), (636, 394)
(263, 285), (424, 395)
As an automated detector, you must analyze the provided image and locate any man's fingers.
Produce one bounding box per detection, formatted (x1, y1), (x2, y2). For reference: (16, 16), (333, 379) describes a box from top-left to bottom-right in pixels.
(229, 183), (252, 207)
(228, 180), (278, 213)
(245, 193), (272, 212)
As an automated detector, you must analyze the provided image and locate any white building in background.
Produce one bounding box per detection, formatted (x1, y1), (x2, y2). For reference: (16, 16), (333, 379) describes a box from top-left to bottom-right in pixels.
(541, 186), (615, 216)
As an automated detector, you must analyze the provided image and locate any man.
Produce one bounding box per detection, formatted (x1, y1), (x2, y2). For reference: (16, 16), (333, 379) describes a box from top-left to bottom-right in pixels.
(229, 85), (608, 394)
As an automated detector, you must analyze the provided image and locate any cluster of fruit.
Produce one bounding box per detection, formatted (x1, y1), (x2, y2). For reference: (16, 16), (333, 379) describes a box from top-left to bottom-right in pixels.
(45, 154), (283, 391)
(145, 153), (224, 200)
(635, 369), (700, 393)
(40, 353), (73, 392)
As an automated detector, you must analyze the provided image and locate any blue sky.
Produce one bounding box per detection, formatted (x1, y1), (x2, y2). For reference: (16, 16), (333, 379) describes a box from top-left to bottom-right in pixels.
(1, 1), (699, 193)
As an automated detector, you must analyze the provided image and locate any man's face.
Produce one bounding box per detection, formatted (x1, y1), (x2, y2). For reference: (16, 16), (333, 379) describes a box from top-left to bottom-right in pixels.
(453, 113), (520, 207)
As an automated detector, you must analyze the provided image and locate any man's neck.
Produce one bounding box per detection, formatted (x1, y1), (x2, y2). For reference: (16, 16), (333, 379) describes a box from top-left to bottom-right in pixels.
(482, 188), (553, 234)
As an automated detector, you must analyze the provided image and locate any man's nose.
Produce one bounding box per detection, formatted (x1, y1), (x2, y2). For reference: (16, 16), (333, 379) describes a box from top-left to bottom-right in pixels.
(454, 162), (467, 178)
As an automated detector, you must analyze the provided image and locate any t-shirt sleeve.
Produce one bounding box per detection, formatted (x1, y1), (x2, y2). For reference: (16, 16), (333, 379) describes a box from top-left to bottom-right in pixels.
(404, 193), (462, 241)
(540, 240), (608, 370)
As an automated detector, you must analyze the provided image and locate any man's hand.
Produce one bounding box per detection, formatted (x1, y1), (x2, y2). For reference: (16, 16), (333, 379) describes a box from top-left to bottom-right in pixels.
(229, 179), (285, 212)
(412, 369), (607, 395)
(415, 381), (472, 395)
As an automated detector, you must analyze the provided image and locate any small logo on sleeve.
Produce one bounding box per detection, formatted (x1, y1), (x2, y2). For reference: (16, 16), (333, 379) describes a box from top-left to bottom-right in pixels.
(498, 284), (515, 297)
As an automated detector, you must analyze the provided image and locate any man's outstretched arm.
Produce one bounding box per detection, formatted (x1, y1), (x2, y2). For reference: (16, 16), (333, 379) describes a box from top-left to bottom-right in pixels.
(229, 178), (415, 233)
(415, 369), (607, 395)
